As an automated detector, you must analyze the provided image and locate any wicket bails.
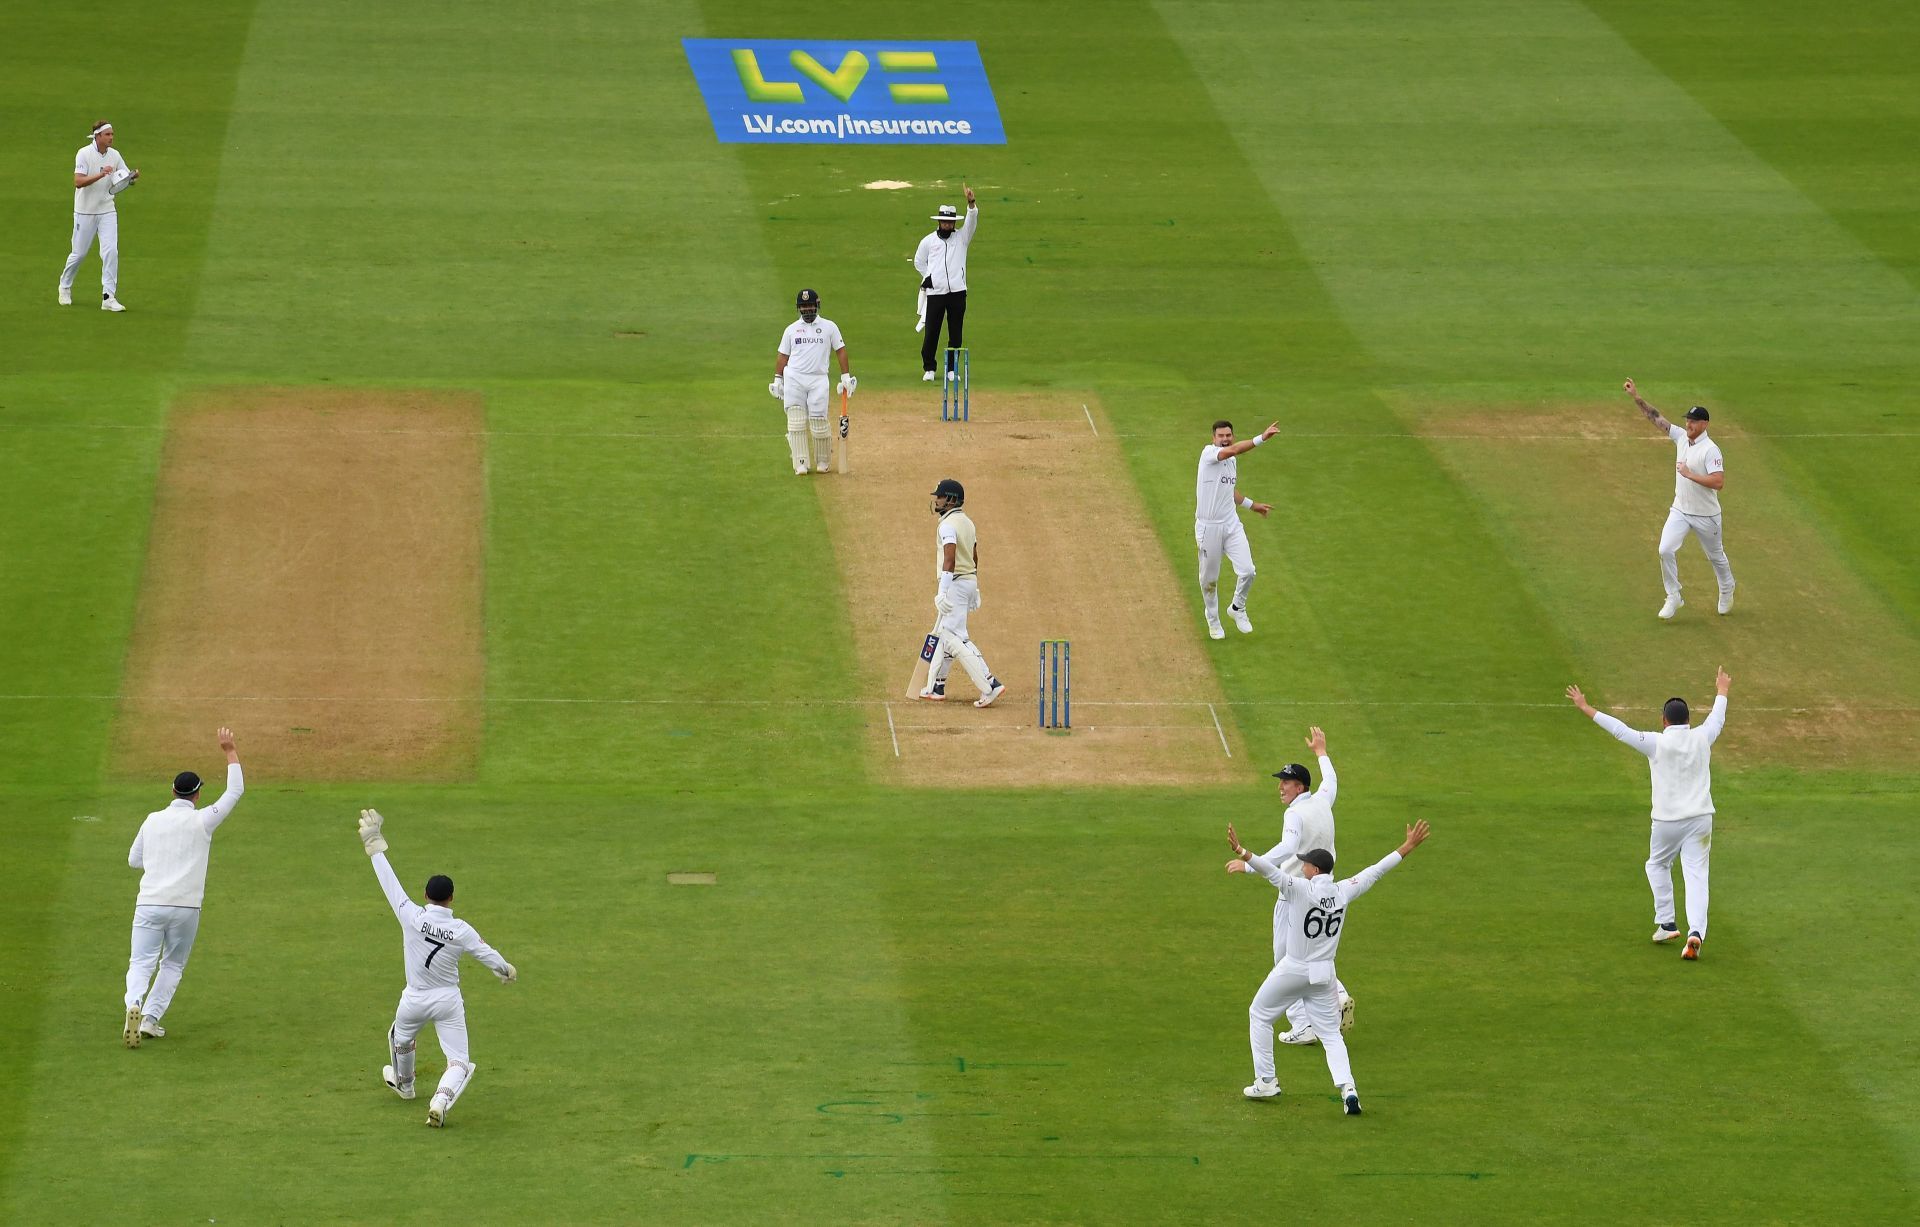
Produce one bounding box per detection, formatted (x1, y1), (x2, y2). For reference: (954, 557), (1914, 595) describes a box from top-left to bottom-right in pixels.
(941, 346), (970, 422)
(1038, 638), (1071, 729)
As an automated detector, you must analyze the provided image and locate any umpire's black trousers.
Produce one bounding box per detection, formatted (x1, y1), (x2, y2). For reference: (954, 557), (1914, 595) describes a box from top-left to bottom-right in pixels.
(921, 291), (967, 373)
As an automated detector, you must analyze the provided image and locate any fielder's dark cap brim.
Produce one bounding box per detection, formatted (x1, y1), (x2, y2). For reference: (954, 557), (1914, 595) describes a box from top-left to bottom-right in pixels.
(173, 771), (203, 795)
(1685, 406), (1710, 421)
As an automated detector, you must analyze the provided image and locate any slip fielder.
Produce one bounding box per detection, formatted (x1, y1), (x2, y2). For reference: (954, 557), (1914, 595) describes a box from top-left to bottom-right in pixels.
(1229, 819), (1432, 1115)
(916, 478), (1006, 708)
(1194, 419), (1278, 640)
(1566, 668), (1731, 960)
(772, 289), (855, 475)
(1625, 379), (1735, 620)
(356, 808), (517, 1128)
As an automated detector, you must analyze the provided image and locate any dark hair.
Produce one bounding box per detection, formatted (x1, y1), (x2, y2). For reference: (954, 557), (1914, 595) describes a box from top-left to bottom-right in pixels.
(425, 875), (454, 903)
(1212, 419), (1233, 433)
(1662, 697), (1690, 726)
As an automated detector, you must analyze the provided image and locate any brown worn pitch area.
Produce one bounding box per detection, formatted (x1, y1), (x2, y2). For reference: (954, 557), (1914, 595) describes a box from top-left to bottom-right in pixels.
(819, 392), (1240, 788)
(111, 388), (485, 781)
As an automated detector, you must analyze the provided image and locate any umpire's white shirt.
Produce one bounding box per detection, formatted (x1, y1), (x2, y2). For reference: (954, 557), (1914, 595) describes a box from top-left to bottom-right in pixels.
(127, 764), (245, 907)
(372, 852), (509, 992)
(1669, 427), (1724, 517)
(779, 316), (843, 379)
(73, 143), (126, 215)
(914, 206), (978, 294)
(1593, 695), (1727, 821)
(1195, 445), (1244, 523)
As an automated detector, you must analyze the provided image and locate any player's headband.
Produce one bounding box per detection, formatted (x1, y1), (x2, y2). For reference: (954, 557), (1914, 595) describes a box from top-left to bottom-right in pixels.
(92, 122), (113, 136)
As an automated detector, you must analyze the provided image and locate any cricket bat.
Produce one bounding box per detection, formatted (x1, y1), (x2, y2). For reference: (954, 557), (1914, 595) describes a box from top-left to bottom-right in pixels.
(837, 389), (850, 474)
(904, 630), (939, 698)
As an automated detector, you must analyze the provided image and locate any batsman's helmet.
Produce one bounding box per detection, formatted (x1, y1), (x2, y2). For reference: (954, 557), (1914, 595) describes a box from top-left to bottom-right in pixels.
(796, 288), (821, 309)
(931, 478), (965, 506)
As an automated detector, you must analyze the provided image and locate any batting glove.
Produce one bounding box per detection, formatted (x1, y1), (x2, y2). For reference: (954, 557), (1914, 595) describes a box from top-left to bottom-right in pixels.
(495, 961), (518, 984)
(357, 808), (388, 857)
(837, 373), (857, 396)
(768, 376), (784, 400)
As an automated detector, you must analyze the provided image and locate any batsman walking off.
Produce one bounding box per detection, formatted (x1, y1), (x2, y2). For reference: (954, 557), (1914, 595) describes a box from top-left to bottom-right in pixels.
(772, 289), (854, 475)
(1625, 379), (1735, 620)
(917, 478), (1005, 708)
(357, 809), (517, 1128)
(1566, 668), (1730, 960)
(1194, 419), (1278, 639)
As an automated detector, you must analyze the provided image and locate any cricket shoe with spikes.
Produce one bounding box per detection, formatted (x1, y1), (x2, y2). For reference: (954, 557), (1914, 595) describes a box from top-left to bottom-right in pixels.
(917, 681), (947, 702)
(123, 1008), (143, 1049)
(1228, 604), (1252, 634)
(1652, 924), (1682, 943)
(974, 679), (1006, 709)
(384, 1065), (416, 1100)
(1342, 1086), (1363, 1116)
(1278, 1028), (1318, 1046)
(426, 1092), (450, 1127)
(1682, 933), (1703, 961)
(1658, 594), (1683, 620)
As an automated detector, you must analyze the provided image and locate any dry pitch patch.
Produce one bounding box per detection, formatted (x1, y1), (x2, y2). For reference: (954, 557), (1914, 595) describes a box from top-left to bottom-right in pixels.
(1410, 401), (1920, 766)
(819, 391), (1241, 788)
(111, 388), (485, 781)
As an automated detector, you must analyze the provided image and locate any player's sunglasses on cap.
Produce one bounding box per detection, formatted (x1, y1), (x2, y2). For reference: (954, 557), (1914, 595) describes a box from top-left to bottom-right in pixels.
(173, 771), (203, 795)
(1272, 763), (1311, 784)
(1685, 406), (1710, 421)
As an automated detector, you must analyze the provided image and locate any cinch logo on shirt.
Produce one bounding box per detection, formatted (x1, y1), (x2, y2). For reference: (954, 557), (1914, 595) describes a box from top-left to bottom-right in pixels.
(683, 39), (1006, 145)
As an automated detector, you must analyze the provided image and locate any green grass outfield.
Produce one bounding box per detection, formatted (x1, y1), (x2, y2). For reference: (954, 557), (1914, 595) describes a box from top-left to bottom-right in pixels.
(3, 0), (1917, 1222)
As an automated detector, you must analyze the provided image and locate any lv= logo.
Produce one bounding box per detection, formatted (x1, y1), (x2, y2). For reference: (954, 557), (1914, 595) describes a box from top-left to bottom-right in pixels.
(732, 49), (949, 104)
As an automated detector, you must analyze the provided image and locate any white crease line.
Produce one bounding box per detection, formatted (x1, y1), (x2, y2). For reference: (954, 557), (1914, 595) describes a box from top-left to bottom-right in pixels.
(1208, 703), (1233, 757)
(1082, 404), (1098, 436)
(884, 703), (900, 758)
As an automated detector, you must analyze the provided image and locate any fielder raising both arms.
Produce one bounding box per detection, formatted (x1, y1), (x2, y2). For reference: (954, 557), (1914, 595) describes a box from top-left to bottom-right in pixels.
(1229, 819), (1431, 1116)
(772, 288), (854, 475)
(357, 808), (517, 1128)
(1194, 419), (1278, 640)
(1625, 379), (1735, 620)
(1566, 668), (1730, 960)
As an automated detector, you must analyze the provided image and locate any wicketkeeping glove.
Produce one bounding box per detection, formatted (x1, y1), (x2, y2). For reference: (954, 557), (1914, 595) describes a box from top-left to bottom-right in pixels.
(495, 961), (518, 984)
(357, 808), (388, 857)
(836, 372), (857, 396)
(768, 376), (784, 400)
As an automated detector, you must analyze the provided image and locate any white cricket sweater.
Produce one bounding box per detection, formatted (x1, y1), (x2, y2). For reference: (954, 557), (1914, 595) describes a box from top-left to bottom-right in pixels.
(128, 764), (245, 907)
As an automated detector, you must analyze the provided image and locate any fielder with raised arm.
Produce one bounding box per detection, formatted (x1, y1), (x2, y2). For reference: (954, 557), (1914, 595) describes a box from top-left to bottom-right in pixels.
(771, 289), (855, 475)
(916, 478), (1005, 707)
(1625, 379), (1735, 620)
(123, 728), (243, 1047)
(356, 809), (517, 1128)
(1194, 419), (1278, 640)
(1566, 668), (1730, 960)
(1228, 726), (1354, 1046)
(1229, 819), (1431, 1116)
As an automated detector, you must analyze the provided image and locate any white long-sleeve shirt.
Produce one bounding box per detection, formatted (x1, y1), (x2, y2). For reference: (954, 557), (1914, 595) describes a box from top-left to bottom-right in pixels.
(1258, 756), (1338, 877)
(913, 206), (978, 294)
(128, 764), (245, 907)
(1592, 695), (1727, 821)
(1246, 848), (1403, 978)
(371, 852), (510, 993)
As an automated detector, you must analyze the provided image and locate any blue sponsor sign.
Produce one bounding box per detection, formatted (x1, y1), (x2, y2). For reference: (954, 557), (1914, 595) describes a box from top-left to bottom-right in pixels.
(682, 39), (1006, 144)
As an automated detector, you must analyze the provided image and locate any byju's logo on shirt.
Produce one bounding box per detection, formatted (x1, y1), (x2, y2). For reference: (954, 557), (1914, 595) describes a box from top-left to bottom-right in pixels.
(683, 39), (1006, 144)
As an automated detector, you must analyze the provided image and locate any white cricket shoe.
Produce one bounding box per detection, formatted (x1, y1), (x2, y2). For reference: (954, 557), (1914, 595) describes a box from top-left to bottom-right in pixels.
(1652, 925), (1683, 943)
(58, 286), (72, 306)
(102, 296), (126, 312)
(1278, 1028), (1318, 1046)
(793, 464), (808, 476)
(974, 679), (1006, 709)
(1228, 604), (1252, 634)
(947, 368), (959, 383)
(123, 1007), (143, 1049)
(383, 1065), (417, 1100)
(426, 1092), (450, 1127)
(1207, 620), (1226, 640)
(815, 462), (831, 473)
(1718, 587), (1735, 615)
(917, 683), (947, 702)
(139, 1017), (166, 1039)
(1243, 1077), (1282, 1100)
(1339, 995), (1355, 1034)
(1342, 1086), (1363, 1116)
(922, 370), (936, 382)
(1658, 595), (1682, 620)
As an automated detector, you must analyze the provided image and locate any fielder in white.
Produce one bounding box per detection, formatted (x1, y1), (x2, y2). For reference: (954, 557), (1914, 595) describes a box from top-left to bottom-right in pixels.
(61, 120), (138, 312)
(1566, 668), (1730, 961)
(771, 288), (855, 475)
(356, 808), (517, 1128)
(1228, 727), (1353, 1046)
(917, 478), (1006, 708)
(1194, 419), (1278, 640)
(123, 728), (243, 1048)
(1229, 819), (1431, 1115)
(1625, 379), (1734, 620)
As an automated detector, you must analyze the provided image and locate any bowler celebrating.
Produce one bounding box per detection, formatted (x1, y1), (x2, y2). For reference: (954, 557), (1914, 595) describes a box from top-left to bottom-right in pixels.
(357, 808), (517, 1128)
(1625, 379), (1735, 619)
(1566, 668), (1731, 960)
(1193, 419), (1278, 639)
(772, 289), (854, 475)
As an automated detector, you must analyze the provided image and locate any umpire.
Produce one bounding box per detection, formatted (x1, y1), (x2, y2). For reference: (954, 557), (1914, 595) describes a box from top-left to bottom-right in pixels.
(915, 183), (978, 382)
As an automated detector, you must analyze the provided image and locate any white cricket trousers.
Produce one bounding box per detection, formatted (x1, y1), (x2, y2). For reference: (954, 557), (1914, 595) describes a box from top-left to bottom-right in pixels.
(929, 574), (994, 695)
(1195, 517), (1254, 623)
(1648, 815), (1712, 938)
(1658, 508), (1733, 601)
(783, 373), (831, 471)
(125, 904), (200, 1019)
(390, 987), (476, 1107)
(1272, 897), (1348, 1033)
(60, 211), (119, 297)
(1249, 964), (1353, 1090)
